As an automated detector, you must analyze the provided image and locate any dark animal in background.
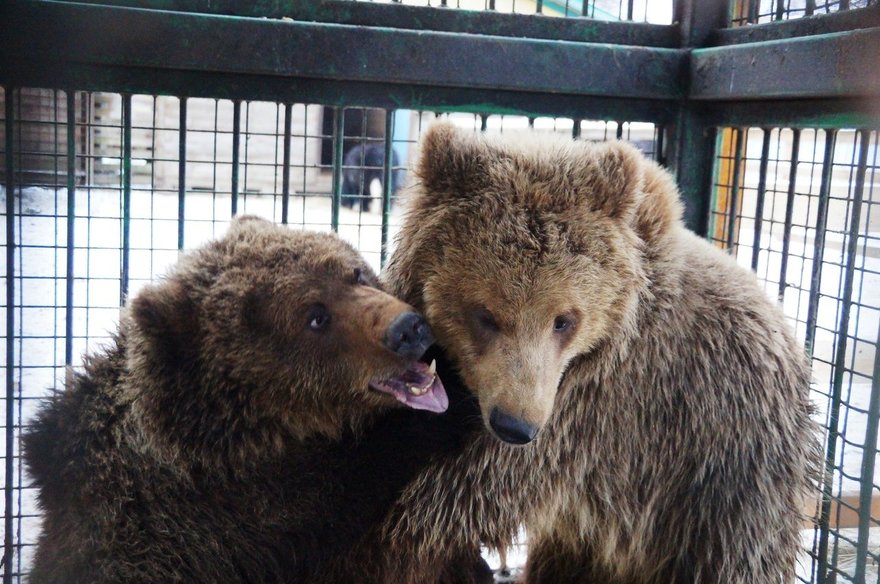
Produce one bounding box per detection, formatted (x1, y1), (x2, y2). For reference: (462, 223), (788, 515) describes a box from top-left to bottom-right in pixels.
(23, 216), (455, 584)
(341, 143), (404, 213)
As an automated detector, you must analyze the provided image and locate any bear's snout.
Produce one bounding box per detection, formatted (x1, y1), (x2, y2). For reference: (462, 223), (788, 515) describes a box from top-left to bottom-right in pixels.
(383, 312), (434, 360)
(489, 407), (538, 445)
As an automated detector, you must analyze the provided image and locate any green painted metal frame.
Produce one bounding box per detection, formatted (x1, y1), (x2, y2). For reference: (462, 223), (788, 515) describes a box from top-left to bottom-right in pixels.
(1, 2), (880, 584)
(1, 0), (877, 230)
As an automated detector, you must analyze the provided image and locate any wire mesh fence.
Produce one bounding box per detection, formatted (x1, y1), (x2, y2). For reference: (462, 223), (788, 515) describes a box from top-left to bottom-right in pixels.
(0, 88), (661, 581)
(729, 0), (878, 25)
(3, 86), (879, 584)
(5, 87), (879, 583)
(709, 126), (880, 583)
(344, 0), (676, 21)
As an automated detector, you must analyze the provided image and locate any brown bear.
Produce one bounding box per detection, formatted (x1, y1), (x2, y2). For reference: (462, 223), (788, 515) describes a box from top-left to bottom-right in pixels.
(23, 215), (452, 583)
(342, 122), (819, 583)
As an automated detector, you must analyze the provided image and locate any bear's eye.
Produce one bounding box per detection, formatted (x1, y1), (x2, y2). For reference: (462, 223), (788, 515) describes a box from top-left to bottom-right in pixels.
(553, 314), (576, 333)
(474, 307), (500, 333)
(354, 267), (370, 286)
(307, 304), (331, 332)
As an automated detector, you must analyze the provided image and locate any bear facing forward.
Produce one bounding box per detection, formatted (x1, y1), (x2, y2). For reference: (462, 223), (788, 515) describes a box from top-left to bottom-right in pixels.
(356, 123), (820, 583)
(24, 216), (449, 584)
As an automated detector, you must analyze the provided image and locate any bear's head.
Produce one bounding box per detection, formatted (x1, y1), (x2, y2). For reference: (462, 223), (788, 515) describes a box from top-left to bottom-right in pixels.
(126, 216), (447, 470)
(385, 122), (680, 445)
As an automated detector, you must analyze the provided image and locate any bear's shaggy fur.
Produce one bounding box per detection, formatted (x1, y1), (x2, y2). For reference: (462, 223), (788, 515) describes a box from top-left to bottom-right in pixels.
(356, 122), (819, 583)
(23, 216), (453, 583)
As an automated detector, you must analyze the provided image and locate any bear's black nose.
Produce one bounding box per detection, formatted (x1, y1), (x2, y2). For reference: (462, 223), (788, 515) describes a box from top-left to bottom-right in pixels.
(489, 407), (538, 445)
(384, 312), (433, 360)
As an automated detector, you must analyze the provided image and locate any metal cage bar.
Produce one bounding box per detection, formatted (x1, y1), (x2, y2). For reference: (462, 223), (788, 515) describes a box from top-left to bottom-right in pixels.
(64, 92), (76, 367)
(852, 131), (878, 584)
(281, 103), (292, 226)
(380, 111), (395, 268)
(178, 97), (187, 250)
(778, 128), (801, 301)
(750, 128), (772, 271)
(805, 129), (838, 356)
(725, 127), (746, 253)
(120, 94), (132, 304)
(231, 100), (241, 217)
(331, 107), (344, 233)
(3, 87), (16, 584)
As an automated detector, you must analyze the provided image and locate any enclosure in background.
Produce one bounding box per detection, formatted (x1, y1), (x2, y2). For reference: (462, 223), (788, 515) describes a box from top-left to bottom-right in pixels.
(1, 0), (879, 582)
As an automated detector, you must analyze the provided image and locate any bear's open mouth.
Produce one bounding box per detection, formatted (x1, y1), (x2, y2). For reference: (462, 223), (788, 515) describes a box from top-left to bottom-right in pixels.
(369, 359), (448, 413)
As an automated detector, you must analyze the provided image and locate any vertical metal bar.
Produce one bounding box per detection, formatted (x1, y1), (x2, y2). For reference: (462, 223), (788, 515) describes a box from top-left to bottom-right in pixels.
(178, 98), (187, 250)
(536, 0), (543, 12)
(848, 131), (874, 584)
(231, 100), (241, 217)
(725, 128), (746, 254)
(778, 129), (801, 301)
(804, 129), (838, 356)
(281, 103), (292, 225)
(775, 0), (785, 20)
(330, 107), (344, 233)
(380, 111), (395, 268)
(572, 119), (581, 140)
(669, 110), (717, 236)
(840, 0), (849, 10)
(626, 0), (634, 20)
(120, 94), (131, 305)
(854, 316), (880, 584)
(669, 0), (728, 236)
(615, 121), (624, 140)
(815, 130), (866, 584)
(65, 92), (76, 368)
(3, 86), (17, 584)
(751, 128), (772, 271)
(676, 0), (730, 47)
(655, 125), (666, 165)
(805, 0), (816, 15)
(479, 114), (488, 132)
(747, 0), (759, 23)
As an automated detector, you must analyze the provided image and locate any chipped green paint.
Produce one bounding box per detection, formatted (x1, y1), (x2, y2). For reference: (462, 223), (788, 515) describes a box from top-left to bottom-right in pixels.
(63, 0), (680, 47)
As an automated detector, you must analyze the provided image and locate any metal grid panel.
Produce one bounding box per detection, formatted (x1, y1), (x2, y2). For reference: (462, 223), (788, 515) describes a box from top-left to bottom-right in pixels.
(348, 0), (674, 21)
(730, 0), (878, 25)
(710, 126), (880, 583)
(0, 88), (658, 582)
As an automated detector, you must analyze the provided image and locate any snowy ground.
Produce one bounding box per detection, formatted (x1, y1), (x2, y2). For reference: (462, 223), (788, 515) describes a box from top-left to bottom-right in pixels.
(2, 184), (879, 582)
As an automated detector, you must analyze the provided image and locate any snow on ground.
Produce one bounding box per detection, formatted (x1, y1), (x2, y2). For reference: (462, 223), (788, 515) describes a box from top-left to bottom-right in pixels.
(2, 185), (879, 581)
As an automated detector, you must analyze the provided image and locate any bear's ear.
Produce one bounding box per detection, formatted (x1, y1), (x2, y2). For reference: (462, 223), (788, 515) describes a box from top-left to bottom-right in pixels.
(229, 214), (272, 233)
(415, 121), (491, 204)
(129, 280), (197, 347)
(576, 141), (646, 222)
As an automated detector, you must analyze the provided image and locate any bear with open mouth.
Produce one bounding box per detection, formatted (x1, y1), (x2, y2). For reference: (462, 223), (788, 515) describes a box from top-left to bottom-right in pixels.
(23, 216), (451, 583)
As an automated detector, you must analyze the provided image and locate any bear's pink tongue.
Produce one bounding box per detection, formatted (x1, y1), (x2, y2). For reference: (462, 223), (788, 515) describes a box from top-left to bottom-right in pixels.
(369, 360), (449, 413)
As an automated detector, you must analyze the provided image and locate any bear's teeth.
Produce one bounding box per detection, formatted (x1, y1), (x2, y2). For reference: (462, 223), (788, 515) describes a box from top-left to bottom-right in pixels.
(428, 359), (436, 376)
(407, 384), (428, 396)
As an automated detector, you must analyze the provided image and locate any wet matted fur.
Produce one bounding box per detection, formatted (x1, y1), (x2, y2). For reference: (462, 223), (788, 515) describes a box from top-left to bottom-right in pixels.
(332, 123), (819, 583)
(23, 216), (459, 583)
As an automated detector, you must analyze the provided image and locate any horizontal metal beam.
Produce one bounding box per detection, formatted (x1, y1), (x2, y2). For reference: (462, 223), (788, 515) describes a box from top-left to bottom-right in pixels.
(0, 0), (877, 130)
(0, 61), (678, 124)
(0, 1), (685, 100)
(699, 98), (880, 129)
(691, 28), (880, 100)
(72, 0), (682, 47)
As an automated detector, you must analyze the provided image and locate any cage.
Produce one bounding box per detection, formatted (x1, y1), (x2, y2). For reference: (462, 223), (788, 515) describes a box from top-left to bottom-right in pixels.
(0, 0), (878, 582)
